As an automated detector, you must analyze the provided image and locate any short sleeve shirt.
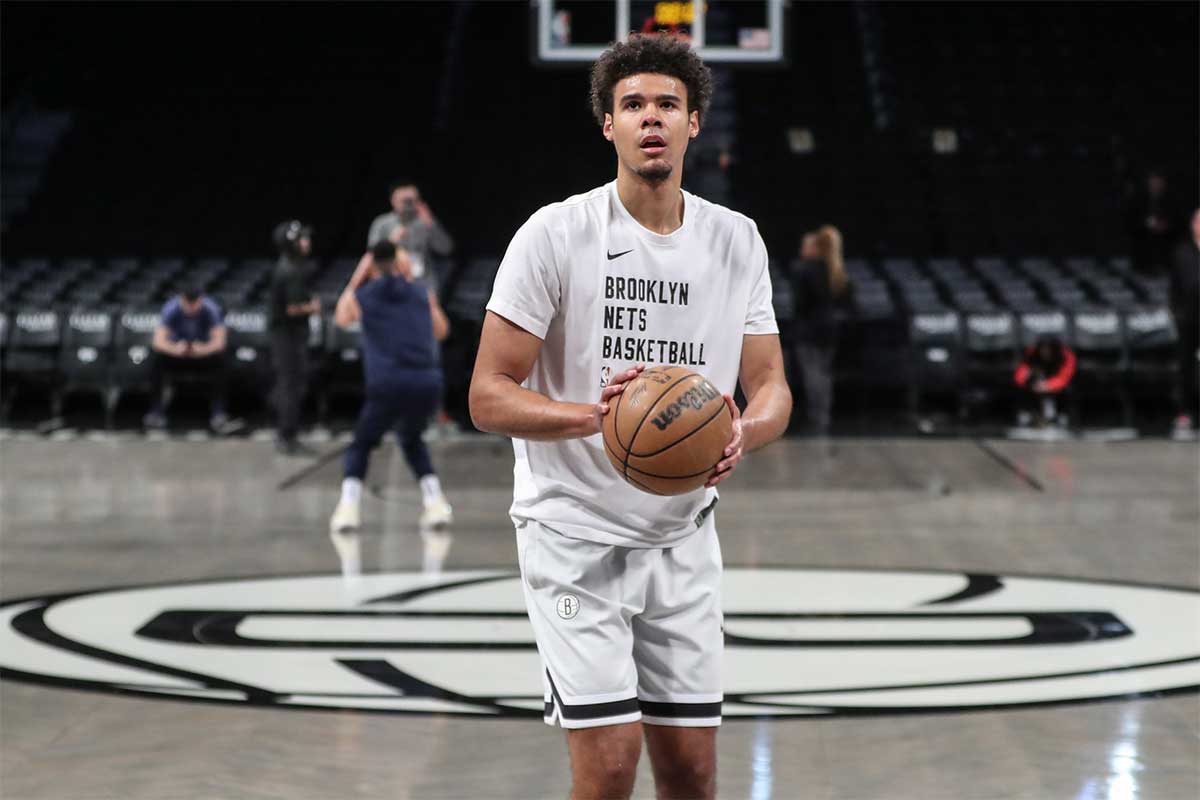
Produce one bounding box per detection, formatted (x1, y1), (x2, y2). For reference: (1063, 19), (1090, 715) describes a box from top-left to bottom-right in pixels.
(486, 181), (778, 547)
(160, 297), (223, 343)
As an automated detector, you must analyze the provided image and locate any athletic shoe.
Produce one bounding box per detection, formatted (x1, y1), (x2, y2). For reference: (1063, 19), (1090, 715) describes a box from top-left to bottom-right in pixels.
(1171, 414), (1197, 442)
(329, 529), (362, 577)
(420, 497), (453, 530)
(330, 498), (362, 533)
(143, 410), (168, 430)
(210, 413), (245, 436)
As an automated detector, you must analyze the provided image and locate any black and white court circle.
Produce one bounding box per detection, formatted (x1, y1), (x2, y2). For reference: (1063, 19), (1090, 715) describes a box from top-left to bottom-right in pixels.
(1, 567), (1196, 717)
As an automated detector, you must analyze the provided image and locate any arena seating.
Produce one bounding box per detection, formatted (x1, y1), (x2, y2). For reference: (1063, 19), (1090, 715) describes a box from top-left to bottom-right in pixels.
(0, 252), (1180, 429)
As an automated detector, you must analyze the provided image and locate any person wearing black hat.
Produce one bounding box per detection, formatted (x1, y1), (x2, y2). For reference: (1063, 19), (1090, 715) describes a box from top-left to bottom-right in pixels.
(269, 220), (320, 455)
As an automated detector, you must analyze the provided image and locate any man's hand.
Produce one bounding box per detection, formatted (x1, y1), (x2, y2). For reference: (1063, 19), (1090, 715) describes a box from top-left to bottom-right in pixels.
(1033, 379), (1049, 393)
(705, 395), (744, 488)
(589, 364), (646, 434)
(388, 225), (407, 244)
(416, 200), (435, 226)
(172, 341), (190, 358)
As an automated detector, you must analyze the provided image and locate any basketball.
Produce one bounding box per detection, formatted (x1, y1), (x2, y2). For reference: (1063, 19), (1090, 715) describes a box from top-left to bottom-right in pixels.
(602, 365), (733, 495)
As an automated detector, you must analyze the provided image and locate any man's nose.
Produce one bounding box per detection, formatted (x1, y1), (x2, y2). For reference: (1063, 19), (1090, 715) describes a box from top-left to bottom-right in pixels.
(640, 108), (663, 127)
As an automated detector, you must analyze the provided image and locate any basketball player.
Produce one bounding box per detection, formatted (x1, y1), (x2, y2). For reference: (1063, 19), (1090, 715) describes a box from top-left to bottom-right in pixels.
(469, 35), (792, 800)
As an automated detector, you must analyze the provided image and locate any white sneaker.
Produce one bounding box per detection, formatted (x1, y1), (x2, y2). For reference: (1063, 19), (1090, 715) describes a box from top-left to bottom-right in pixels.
(330, 498), (361, 533)
(420, 496), (453, 530)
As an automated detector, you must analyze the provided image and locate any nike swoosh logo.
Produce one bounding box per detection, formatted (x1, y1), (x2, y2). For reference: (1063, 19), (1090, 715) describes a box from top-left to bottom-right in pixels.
(607, 249), (634, 261)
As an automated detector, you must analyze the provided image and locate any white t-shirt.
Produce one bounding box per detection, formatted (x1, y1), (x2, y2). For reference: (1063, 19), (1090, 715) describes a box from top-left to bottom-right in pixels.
(486, 181), (778, 548)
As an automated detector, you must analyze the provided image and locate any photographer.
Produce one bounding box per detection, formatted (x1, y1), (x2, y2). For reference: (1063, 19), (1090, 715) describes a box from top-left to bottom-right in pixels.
(144, 285), (240, 434)
(269, 220), (320, 455)
(366, 180), (454, 294)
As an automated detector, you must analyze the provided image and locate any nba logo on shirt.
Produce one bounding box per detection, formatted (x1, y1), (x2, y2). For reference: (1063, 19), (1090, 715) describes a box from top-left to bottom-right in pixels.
(599, 366), (612, 390)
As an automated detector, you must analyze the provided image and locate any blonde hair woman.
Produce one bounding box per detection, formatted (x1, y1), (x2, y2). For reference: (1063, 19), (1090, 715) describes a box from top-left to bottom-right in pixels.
(790, 225), (846, 434)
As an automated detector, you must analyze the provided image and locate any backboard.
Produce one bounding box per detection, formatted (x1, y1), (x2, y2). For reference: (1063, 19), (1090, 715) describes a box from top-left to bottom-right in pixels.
(531, 0), (788, 65)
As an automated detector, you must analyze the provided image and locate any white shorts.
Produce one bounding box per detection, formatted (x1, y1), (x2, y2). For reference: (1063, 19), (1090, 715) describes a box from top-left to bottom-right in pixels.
(516, 515), (723, 730)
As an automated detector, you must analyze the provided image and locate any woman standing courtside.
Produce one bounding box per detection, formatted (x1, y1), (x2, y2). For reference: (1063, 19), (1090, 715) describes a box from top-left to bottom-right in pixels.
(790, 225), (847, 435)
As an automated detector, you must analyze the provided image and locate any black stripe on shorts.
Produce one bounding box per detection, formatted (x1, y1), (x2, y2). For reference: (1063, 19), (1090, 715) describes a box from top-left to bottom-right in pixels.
(638, 699), (723, 719)
(546, 671), (639, 721)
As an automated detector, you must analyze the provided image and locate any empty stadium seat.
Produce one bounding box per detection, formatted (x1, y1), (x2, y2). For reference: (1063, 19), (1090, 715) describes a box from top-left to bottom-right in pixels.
(111, 308), (161, 411)
(1, 308), (62, 421)
(908, 309), (965, 419)
(59, 308), (116, 425)
(1070, 308), (1130, 425)
(319, 316), (364, 422)
(222, 307), (272, 396)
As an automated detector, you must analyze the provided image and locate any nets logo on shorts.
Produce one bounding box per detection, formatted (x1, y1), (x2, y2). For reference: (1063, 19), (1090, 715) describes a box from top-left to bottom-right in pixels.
(556, 594), (581, 620)
(0, 568), (1196, 718)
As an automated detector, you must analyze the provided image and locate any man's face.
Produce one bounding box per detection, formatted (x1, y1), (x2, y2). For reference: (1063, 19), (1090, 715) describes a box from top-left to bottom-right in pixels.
(180, 296), (203, 316)
(391, 186), (419, 213)
(603, 73), (699, 184)
(1191, 209), (1200, 240)
(298, 235), (312, 256)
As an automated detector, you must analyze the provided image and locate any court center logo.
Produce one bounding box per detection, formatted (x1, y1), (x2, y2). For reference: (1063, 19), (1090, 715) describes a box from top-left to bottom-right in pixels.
(1, 568), (1197, 717)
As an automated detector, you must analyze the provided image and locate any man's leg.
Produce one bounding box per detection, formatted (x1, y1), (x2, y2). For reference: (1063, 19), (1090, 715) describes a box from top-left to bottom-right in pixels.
(643, 725), (717, 800)
(633, 518), (724, 800)
(566, 723), (644, 800)
(331, 390), (396, 532)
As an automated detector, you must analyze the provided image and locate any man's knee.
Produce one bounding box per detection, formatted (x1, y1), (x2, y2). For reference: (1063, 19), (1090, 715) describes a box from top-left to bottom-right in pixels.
(654, 755), (715, 798)
(567, 724), (641, 799)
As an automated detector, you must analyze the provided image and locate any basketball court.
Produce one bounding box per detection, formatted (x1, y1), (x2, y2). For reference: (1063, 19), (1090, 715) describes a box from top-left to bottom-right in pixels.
(2, 432), (1197, 798)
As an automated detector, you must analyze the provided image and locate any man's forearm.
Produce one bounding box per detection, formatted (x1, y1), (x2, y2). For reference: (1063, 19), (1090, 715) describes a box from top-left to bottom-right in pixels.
(469, 376), (597, 441)
(739, 380), (792, 453)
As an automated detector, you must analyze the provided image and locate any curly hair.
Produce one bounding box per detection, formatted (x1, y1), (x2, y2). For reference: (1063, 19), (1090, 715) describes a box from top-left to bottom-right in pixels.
(589, 35), (714, 127)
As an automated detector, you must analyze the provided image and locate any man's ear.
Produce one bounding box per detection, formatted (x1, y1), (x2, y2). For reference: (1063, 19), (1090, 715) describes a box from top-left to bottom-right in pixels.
(603, 113), (614, 142)
(689, 110), (700, 139)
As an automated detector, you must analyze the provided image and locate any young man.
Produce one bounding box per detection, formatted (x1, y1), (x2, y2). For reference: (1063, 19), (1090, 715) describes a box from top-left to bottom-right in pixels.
(268, 219), (320, 455)
(329, 240), (453, 534)
(469, 35), (791, 800)
(144, 285), (241, 434)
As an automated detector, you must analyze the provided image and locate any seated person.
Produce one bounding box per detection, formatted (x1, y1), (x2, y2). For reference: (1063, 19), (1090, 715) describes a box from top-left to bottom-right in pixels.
(1014, 335), (1076, 427)
(143, 286), (239, 433)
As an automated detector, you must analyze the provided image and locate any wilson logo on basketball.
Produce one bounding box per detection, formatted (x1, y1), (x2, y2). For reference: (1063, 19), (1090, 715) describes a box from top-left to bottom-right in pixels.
(650, 382), (721, 431)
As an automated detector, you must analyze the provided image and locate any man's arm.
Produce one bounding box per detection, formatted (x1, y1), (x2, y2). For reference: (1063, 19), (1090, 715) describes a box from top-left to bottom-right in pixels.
(469, 311), (636, 441)
(152, 324), (184, 355)
(192, 325), (227, 357)
(334, 254), (373, 329)
(737, 334), (792, 452)
(706, 334), (792, 486)
(428, 289), (450, 342)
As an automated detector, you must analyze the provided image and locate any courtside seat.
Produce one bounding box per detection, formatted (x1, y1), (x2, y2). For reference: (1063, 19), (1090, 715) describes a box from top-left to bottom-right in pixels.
(2, 307), (62, 422)
(222, 307), (272, 395)
(1071, 307), (1130, 425)
(59, 308), (116, 424)
(1123, 306), (1179, 418)
(319, 315), (364, 422)
(908, 309), (965, 419)
(111, 307), (161, 411)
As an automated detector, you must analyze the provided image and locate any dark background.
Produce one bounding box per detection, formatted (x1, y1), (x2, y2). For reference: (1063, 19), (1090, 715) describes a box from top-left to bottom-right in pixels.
(3, 1), (1196, 262)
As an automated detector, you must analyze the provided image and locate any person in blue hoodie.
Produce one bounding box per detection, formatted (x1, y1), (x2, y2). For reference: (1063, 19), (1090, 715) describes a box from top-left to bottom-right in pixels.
(329, 240), (453, 533)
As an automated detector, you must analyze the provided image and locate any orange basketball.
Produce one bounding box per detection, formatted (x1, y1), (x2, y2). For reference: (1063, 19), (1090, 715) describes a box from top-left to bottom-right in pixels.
(601, 365), (733, 496)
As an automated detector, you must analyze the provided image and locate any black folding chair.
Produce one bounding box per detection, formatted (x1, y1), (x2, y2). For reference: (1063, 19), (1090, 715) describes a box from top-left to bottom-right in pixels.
(907, 309), (965, 423)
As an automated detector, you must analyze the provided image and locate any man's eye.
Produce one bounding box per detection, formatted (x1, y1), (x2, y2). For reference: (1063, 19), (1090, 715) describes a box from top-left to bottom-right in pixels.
(661, 102), (674, 109)
(625, 101), (640, 110)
